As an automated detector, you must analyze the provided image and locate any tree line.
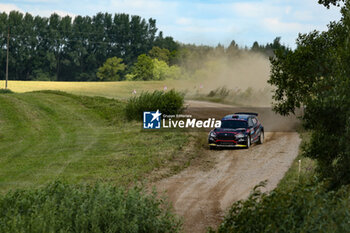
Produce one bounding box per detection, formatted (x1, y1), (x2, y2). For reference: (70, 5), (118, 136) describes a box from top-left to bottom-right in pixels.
(0, 11), (177, 81)
(0, 11), (287, 82)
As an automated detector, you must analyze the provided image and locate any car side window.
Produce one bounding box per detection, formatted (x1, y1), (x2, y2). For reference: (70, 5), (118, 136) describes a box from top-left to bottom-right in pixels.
(248, 118), (253, 127)
(252, 118), (257, 126)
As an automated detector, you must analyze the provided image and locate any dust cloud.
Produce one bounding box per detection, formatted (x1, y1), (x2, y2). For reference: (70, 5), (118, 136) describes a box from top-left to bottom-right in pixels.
(193, 52), (271, 90)
(177, 51), (273, 107)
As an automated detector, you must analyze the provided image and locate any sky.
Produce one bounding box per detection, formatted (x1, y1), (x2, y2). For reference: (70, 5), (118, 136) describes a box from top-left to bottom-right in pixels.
(0, 0), (343, 48)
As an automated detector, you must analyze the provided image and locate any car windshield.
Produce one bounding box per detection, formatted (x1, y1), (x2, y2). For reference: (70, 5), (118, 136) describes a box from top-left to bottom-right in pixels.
(221, 120), (247, 129)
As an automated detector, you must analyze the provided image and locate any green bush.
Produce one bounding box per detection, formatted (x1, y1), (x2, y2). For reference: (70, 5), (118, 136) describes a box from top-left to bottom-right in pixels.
(267, 2), (350, 188)
(126, 89), (184, 120)
(213, 181), (350, 233)
(0, 88), (13, 94)
(0, 181), (181, 233)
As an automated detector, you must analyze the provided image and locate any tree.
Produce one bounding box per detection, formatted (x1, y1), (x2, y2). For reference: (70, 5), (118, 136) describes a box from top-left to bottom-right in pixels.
(131, 54), (154, 80)
(268, 2), (350, 188)
(152, 59), (180, 80)
(251, 41), (260, 51)
(318, 0), (344, 8)
(148, 46), (170, 64)
(154, 32), (179, 51)
(226, 40), (239, 57)
(97, 57), (126, 81)
(0, 11), (161, 81)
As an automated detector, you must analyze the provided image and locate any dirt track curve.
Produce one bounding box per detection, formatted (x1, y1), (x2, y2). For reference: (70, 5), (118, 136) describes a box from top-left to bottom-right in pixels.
(155, 101), (301, 233)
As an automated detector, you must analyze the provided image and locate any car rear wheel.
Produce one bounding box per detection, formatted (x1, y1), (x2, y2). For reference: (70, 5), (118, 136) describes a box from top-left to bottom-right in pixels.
(258, 131), (264, 144)
(210, 146), (216, 150)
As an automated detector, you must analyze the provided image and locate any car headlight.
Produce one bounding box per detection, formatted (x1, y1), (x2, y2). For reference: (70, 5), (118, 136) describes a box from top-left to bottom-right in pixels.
(209, 131), (217, 138)
(235, 133), (245, 138)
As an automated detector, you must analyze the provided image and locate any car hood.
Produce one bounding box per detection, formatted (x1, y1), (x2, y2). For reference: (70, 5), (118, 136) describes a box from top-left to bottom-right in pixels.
(213, 128), (246, 133)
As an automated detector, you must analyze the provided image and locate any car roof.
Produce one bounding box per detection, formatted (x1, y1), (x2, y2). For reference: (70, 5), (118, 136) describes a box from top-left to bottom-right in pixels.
(222, 114), (251, 121)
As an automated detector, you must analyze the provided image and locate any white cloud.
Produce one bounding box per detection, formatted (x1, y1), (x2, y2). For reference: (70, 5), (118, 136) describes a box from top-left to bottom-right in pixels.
(12, 0), (58, 2)
(176, 17), (192, 26)
(0, 0), (344, 48)
(0, 3), (74, 18)
(292, 10), (314, 21)
(262, 17), (313, 33)
(0, 3), (22, 13)
(230, 2), (289, 18)
(110, 0), (178, 17)
(29, 9), (76, 18)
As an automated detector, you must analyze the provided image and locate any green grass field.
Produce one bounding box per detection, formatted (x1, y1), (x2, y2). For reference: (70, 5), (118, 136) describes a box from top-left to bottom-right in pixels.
(0, 80), (197, 99)
(0, 91), (189, 193)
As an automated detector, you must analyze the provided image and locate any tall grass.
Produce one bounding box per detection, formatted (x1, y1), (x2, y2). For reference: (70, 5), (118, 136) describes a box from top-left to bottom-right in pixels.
(126, 89), (184, 120)
(0, 181), (182, 233)
(0, 88), (13, 94)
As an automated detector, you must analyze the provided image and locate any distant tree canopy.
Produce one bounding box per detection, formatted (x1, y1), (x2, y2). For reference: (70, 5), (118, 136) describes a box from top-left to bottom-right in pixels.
(148, 46), (171, 64)
(129, 54), (154, 81)
(0, 10), (289, 82)
(318, 0), (344, 8)
(0, 11), (176, 81)
(251, 37), (290, 57)
(97, 57), (126, 81)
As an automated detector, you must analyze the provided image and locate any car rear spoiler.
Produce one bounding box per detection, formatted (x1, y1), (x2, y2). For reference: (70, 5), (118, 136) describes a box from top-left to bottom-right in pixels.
(235, 112), (258, 116)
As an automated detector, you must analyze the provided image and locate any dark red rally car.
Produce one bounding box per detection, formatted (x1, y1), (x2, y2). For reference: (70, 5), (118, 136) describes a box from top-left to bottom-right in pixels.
(208, 112), (264, 149)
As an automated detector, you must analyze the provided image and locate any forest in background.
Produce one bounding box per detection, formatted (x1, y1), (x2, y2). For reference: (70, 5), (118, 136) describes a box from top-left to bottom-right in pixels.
(0, 11), (288, 82)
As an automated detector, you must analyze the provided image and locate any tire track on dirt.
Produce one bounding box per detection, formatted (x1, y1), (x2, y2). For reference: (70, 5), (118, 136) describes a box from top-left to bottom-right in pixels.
(155, 101), (301, 233)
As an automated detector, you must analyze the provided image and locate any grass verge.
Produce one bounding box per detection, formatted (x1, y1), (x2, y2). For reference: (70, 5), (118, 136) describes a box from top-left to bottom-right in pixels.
(276, 131), (315, 191)
(0, 90), (190, 193)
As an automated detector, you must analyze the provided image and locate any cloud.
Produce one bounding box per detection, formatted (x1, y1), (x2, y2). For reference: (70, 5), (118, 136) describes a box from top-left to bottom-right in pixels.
(11, 0), (59, 3)
(262, 17), (312, 33)
(110, 0), (178, 17)
(0, 3), (74, 18)
(0, 0), (343, 48)
(29, 9), (76, 18)
(0, 3), (22, 13)
(176, 17), (192, 26)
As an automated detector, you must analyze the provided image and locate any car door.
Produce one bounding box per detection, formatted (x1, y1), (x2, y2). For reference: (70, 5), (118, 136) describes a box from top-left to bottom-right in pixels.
(247, 118), (257, 141)
(252, 117), (260, 142)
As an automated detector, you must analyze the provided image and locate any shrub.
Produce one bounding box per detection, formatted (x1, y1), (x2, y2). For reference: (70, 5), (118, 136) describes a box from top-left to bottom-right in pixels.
(213, 181), (350, 233)
(0, 89), (13, 94)
(207, 87), (230, 98)
(0, 181), (182, 233)
(126, 90), (184, 120)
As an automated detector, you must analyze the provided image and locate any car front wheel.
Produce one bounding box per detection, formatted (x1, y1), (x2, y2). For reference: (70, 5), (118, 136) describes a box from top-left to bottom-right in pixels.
(257, 131), (264, 144)
(246, 136), (251, 149)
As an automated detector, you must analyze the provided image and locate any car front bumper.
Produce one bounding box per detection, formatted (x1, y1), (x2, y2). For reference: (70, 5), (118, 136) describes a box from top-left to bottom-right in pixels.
(208, 136), (248, 148)
(208, 143), (247, 148)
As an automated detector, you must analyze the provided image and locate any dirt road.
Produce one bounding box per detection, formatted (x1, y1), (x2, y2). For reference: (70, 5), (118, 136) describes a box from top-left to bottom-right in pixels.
(155, 101), (301, 233)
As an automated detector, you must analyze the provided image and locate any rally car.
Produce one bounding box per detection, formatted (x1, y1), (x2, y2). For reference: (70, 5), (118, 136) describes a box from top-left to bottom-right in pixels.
(208, 112), (264, 149)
